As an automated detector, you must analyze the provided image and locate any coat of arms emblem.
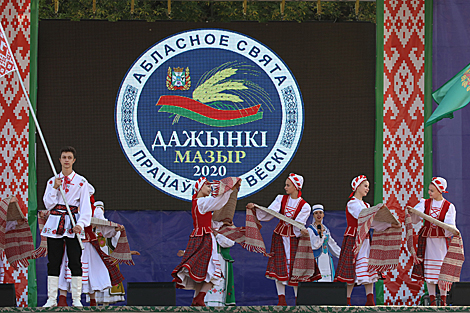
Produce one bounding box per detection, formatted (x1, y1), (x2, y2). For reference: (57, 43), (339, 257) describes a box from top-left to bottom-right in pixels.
(167, 67), (191, 90)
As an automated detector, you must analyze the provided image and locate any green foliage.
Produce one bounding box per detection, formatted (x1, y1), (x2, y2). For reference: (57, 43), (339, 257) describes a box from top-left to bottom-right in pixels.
(39, 0), (376, 23)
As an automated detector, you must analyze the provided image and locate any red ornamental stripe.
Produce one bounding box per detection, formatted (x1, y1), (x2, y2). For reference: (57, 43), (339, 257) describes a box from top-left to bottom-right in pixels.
(156, 95), (261, 120)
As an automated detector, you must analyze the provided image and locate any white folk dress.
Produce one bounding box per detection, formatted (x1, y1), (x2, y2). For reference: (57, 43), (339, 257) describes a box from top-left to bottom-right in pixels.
(88, 230), (125, 304)
(59, 207), (118, 293)
(204, 230), (235, 306)
(42, 171), (92, 239)
(256, 195), (311, 285)
(307, 224), (341, 282)
(348, 198), (390, 285)
(411, 198), (456, 283)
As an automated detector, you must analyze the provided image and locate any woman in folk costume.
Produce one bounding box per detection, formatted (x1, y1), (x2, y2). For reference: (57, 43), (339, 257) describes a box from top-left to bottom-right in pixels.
(89, 201), (139, 305)
(177, 232), (236, 306)
(86, 200), (124, 306)
(90, 230), (125, 305)
(408, 177), (456, 306)
(203, 230), (236, 306)
(171, 176), (241, 306)
(307, 204), (341, 282)
(58, 197), (125, 306)
(335, 175), (398, 306)
(246, 173), (312, 306)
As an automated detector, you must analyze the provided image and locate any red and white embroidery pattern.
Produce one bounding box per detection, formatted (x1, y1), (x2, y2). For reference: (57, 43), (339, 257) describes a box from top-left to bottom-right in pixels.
(382, 0), (425, 305)
(429, 206), (441, 219)
(429, 204), (442, 229)
(284, 205), (296, 219)
(0, 0), (30, 307)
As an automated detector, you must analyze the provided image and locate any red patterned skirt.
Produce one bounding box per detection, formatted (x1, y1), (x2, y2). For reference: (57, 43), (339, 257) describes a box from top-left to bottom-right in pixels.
(265, 232), (299, 286)
(171, 233), (212, 288)
(411, 230), (427, 281)
(335, 235), (356, 284)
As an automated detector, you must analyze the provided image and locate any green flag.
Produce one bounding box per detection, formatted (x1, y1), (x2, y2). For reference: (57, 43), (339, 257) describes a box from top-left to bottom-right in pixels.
(426, 62), (470, 127)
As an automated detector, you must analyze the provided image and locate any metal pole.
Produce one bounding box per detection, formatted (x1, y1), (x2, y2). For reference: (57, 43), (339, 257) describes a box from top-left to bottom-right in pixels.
(0, 25), (84, 249)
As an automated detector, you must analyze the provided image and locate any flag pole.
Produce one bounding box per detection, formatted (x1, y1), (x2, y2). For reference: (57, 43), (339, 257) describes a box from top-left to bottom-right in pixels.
(0, 25), (84, 249)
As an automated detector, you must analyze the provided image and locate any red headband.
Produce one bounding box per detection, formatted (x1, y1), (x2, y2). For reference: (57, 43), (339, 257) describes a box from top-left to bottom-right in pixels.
(349, 175), (367, 198)
(432, 177), (448, 194)
(288, 173), (303, 197)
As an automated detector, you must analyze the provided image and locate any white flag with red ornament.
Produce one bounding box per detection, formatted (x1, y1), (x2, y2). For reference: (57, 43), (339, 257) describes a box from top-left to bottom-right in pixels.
(0, 23), (15, 77)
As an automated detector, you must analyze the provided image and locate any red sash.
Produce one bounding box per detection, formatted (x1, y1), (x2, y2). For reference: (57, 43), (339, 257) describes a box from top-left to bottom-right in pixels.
(50, 204), (78, 236)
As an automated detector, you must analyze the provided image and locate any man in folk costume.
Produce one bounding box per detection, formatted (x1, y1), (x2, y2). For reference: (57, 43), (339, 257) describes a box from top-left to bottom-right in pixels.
(42, 146), (92, 307)
(247, 173), (313, 306)
(335, 175), (398, 306)
(408, 177), (457, 306)
(58, 199), (126, 306)
(307, 204), (341, 282)
(171, 176), (241, 306)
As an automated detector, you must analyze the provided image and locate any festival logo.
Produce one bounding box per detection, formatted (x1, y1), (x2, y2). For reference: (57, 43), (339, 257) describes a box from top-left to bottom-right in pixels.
(115, 29), (304, 201)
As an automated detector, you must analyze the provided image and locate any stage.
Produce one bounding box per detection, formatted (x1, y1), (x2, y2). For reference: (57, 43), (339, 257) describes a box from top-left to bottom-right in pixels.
(1, 307), (470, 313)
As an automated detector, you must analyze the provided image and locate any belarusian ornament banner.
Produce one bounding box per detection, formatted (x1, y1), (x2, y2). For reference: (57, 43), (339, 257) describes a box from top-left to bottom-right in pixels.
(382, 0), (426, 305)
(0, 0), (31, 307)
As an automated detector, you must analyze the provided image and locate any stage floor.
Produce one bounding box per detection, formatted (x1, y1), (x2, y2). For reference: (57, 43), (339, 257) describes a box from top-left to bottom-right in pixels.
(1, 307), (470, 313)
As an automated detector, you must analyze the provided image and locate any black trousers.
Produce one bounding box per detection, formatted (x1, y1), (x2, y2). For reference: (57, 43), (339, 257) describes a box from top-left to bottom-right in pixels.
(47, 237), (82, 277)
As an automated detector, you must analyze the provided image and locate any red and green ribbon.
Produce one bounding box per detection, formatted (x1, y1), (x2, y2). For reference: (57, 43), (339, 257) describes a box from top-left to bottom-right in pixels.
(156, 95), (263, 127)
